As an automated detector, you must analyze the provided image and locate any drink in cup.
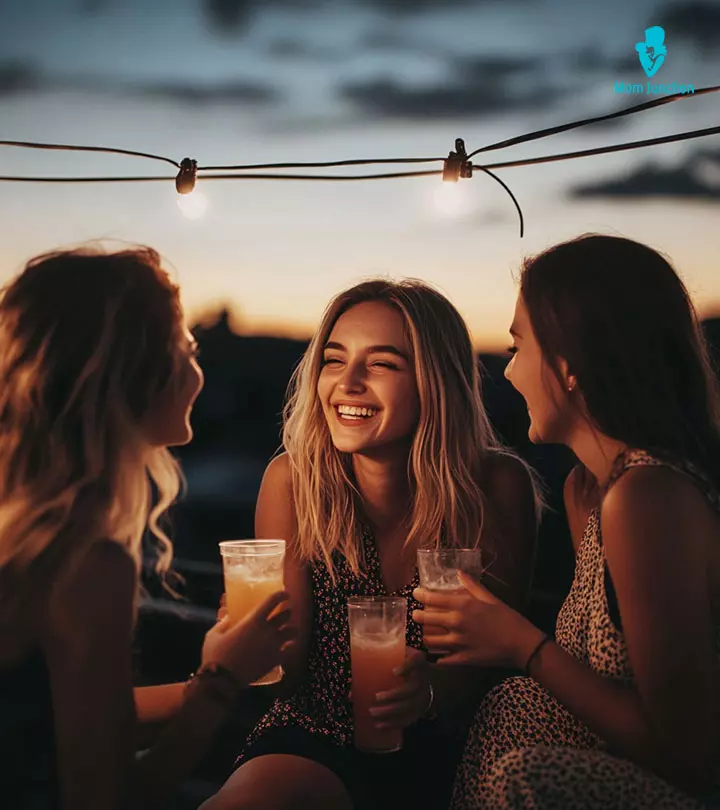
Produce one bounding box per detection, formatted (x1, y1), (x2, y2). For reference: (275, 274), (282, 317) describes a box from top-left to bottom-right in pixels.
(219, 539), (286, 685)
(416, 548), (483, 655)
(347, 596), (407, 754)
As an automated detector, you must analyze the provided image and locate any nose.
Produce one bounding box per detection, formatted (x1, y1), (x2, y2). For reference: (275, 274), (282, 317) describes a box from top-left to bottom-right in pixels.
(503, 356), (513, 382)
(337, 359), (366, 393)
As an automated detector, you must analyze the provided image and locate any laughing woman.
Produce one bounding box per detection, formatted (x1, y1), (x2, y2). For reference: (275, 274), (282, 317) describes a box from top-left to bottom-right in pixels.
(414, 235), (720, 809)
(201, 278), (544, 810)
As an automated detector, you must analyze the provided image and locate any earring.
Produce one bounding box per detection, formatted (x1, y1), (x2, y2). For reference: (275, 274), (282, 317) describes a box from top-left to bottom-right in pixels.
(567, 378), (576, 393)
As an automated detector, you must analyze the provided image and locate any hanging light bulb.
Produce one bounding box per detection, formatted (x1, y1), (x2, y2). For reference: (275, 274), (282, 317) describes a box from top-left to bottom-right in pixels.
(174, 157), (207, 219)
(177, 189), (209, 219)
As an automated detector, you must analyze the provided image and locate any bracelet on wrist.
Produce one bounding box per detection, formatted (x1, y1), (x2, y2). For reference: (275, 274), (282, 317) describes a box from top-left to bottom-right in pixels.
(524, 634), (551, 677)
(185, 662), (243, 706)
(422, 682), (437, 720)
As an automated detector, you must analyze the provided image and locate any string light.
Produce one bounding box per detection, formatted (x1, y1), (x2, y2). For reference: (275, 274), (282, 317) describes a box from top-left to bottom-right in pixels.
(0, 84), (717, 238)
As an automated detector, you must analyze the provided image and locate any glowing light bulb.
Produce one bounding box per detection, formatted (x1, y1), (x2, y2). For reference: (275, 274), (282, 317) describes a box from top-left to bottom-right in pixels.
(177, 189), (208, 220)
(432, 182), (473, 218)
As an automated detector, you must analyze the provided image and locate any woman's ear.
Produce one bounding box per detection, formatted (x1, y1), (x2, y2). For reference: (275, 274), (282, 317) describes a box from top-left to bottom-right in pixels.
(557, 357), (576, 394)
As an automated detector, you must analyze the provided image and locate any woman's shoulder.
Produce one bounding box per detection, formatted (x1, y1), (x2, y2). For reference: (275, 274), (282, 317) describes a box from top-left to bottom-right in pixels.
(45, 539), (137, 645)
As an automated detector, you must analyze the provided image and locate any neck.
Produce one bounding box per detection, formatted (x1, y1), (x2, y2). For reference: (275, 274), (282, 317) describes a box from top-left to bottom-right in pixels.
(352, 450), (412, 530)
(566, 426), (628, 489)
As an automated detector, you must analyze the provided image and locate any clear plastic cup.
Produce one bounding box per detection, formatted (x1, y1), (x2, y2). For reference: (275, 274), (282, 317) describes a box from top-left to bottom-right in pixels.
(347, 596), (407, 753)
(416, 548), (483, 655)
(219, 539), (286, 685)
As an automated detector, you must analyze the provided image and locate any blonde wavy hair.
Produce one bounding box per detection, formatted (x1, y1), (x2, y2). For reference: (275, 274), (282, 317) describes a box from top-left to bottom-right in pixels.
(0, 246), (186, 616)
(282, 277), (544, 579)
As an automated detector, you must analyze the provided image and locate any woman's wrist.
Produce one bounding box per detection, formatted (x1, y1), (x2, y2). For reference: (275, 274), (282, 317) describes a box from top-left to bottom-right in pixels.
(511, 618), (548, 671)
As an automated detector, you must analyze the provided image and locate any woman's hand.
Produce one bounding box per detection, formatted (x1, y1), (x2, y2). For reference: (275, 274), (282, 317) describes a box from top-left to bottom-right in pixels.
(201, 590), (296, 687)
(369, 647), (432, 729)
(412, 573), (543, 668)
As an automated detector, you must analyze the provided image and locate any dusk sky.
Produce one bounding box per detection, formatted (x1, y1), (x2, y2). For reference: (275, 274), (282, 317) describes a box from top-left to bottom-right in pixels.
(0, 0), (718, 349)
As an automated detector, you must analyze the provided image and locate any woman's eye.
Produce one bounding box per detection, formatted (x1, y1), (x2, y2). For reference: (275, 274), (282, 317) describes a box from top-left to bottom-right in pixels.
(373, 362), (397, 369)
(507, 346), (518, 355)
(322, 357), (341, 366)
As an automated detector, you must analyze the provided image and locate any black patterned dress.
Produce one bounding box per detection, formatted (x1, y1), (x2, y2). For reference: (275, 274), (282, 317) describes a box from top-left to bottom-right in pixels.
(238, 525), (459, 809)
(450, 450), (720, 810)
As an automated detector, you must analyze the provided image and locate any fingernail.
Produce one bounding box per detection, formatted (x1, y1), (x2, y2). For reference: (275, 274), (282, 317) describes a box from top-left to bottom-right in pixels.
(392, 667), (402, 675)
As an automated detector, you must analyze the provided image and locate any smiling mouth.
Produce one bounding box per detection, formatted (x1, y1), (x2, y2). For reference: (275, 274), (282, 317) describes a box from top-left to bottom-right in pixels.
(334, 404), (380, 424)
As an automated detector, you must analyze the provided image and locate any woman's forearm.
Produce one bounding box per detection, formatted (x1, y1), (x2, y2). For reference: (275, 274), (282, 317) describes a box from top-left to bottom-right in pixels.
(524, 636), (676, 779)
(134, 678), (235, 808)
(134, 683), (187, 725)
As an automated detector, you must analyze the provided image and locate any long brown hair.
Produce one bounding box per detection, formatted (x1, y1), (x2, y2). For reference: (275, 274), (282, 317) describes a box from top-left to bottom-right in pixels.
(282, 277), (544, 579)
(521, 233), (720, 488)
(0, 246), (186, 614)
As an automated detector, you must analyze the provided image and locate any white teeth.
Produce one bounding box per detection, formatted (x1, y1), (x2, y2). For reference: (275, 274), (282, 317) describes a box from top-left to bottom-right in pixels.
(337, 405), (378, 418)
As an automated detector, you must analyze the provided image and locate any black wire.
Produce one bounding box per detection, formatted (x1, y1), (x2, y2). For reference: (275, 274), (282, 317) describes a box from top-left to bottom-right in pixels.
(473, 166), (525, 238)
(1, 85), (717, 175)
(1, 124), (716, 184)
(468, 84), (720, 158)
(0, 140), (180, 168)
(198, 156), (444, 171)
(474, 124), (720, 171)
(0, 169), (442, 183)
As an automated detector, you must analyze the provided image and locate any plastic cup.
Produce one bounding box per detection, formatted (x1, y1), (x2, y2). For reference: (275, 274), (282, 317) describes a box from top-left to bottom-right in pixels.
(416, 548), (483, 655)
(347, 596), (407, 753)
(219, 539), (286, 686)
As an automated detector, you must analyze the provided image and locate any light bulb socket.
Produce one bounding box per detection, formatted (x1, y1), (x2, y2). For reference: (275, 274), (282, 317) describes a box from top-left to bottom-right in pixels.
(176, 158), (198, 194)
(442, 138), (472, 182)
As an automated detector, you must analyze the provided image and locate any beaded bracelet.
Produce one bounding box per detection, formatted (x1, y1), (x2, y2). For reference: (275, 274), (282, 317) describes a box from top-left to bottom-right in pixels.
(524, 635), (551, 676)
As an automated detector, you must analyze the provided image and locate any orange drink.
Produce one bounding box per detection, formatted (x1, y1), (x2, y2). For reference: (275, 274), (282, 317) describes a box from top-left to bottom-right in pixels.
(416, 548), (483, 655)
(219, 539), (286, 685)
(347, 596), (407, 753)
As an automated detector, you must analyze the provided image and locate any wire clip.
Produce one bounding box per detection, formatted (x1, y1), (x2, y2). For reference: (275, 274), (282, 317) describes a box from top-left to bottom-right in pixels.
(442, 138), (473, 182)
(175, 158), (198, 194)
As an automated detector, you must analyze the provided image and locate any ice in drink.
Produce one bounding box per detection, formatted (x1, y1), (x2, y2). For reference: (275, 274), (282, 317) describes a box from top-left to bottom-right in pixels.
(416, 548), (483, 655)
(347, 596), (407, 753)
(219, 539), (286, 686)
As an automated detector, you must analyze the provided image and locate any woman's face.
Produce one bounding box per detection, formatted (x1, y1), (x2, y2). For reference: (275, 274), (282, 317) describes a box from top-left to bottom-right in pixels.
(317, 300), (420, 457)
(144, 325), (204, 447)
(504, 295), (571, 445)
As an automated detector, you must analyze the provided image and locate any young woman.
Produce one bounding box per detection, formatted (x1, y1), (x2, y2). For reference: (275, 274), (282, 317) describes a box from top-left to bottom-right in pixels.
(0, 247), (294, 810)
(414, 234), (720, 808)
(201, 278), (543, 810)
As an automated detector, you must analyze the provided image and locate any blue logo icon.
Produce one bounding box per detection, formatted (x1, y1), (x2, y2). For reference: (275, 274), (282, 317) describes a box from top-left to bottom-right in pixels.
(635, 26), (667, 77)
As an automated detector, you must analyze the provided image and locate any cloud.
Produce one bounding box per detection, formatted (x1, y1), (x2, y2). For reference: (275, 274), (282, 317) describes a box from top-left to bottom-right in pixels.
(361, 0), (534, 13)
(568, 150), (720, 202)
(0, 61), (280, 106)
(263, 38), (344, 62)
(341, 76), (566, 119)
(0, 62), (42, 97)
(341, 52), (567, 120)
(657, 1), (720, 53)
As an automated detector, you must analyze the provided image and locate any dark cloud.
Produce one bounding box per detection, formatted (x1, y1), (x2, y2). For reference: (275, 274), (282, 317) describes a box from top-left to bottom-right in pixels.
(569, 47), (641, 75)
(264, 38), (343, 62)
(0, 62), (280, 106)
(362, 0), (534, 14)
(568, 150), (720, 202)
(131, 79), (278, 105)
(455, 55), (547, 83)
(342, 76), (567, 119)
(341, 49), (569, 121)
(202, 0), (327, 34)
(657, 1), (720, 53)
(0, 62), (41, 97)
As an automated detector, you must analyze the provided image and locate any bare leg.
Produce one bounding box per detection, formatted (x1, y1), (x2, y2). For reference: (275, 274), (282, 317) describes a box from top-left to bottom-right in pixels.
(198, 754), (354, 810)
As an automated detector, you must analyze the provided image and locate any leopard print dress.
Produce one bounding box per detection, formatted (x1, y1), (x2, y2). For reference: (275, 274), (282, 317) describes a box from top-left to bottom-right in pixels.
(450, 450), (720, 809)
